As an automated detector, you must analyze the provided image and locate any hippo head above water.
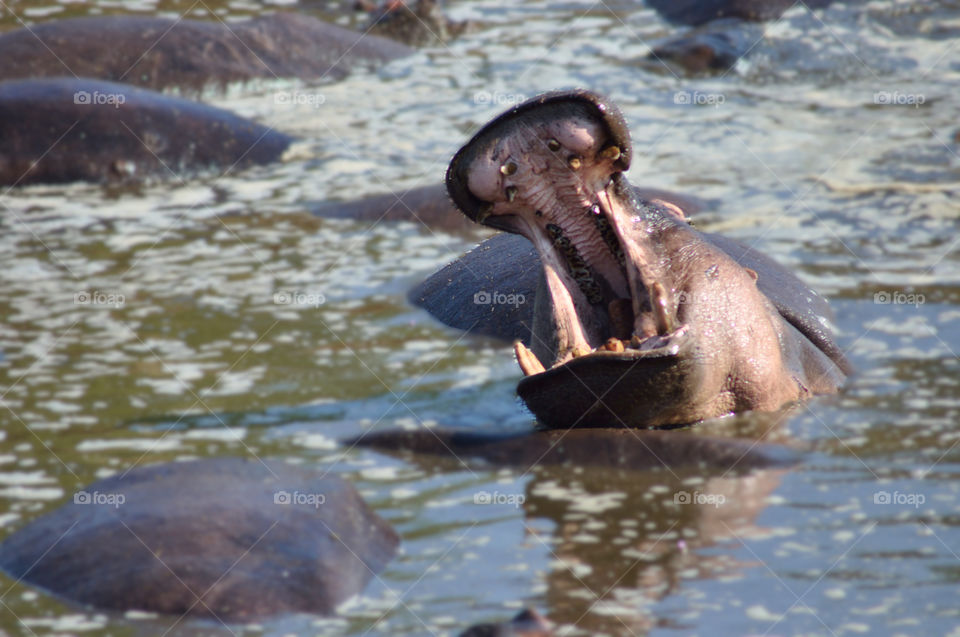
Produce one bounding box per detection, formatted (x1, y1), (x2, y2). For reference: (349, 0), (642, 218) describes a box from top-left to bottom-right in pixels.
(443, 90), (850, 428)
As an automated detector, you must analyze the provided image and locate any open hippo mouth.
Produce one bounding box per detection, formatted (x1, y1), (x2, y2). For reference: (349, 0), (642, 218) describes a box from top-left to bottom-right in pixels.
(446, 90), (708, 427)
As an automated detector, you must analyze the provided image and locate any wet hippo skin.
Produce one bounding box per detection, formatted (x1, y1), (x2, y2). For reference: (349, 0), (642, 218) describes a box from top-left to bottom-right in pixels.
(419, 90), (850, 428)
(0, 458), (398, 621)
(0, 13), (412, 92)
(0, 78), (293, 186)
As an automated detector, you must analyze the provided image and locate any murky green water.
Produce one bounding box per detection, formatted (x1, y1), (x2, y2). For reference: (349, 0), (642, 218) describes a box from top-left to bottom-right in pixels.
(1, 0), (959, 635)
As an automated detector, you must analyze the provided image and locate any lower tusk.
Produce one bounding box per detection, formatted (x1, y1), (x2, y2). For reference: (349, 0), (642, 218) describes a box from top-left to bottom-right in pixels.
(515, 341), (546, 376)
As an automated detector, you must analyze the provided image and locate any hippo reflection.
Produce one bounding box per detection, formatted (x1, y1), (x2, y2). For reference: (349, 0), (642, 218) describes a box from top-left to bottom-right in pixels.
(416, 90), (850, 428)
(0, 458), (398, 621)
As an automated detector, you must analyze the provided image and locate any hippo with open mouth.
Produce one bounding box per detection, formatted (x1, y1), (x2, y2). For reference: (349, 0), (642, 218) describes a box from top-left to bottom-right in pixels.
(417, 90), (850, 428)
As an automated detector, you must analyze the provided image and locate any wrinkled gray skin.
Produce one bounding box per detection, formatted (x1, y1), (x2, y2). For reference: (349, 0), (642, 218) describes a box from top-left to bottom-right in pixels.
(0, 78), (293, 186)
(0, 458), (398, 621)
(0, 13), (411, 92)
(416, 90), (850, 428)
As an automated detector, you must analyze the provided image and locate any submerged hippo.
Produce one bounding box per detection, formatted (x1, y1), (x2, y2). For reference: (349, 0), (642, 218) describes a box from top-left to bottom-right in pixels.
(414, 90), (850, 428)
(0, 13), (411, 92)
(0, 78), (292, 186)
(459, 608), (553, 637)
(0, 458), (398, 621)
(363, 0), (468, 47)
(643, 0), (836, 74)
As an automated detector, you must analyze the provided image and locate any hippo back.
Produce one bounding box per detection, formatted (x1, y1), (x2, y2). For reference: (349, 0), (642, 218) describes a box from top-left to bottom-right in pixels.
(0, 458), (398, 621)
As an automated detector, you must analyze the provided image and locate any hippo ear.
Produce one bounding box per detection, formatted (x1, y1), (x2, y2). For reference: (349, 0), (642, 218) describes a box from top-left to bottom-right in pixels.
(744, 267), (758, 282)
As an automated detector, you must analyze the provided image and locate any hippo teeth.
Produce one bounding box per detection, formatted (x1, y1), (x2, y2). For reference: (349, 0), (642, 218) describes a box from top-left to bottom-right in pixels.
(515, 341), (546, 377)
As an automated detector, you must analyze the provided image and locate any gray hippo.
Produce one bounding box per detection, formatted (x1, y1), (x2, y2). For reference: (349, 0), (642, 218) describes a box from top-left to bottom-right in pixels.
(643, 0), (836, 74)
(413, 90), (850, 428)
(0, 458), (398, 621)
(0, 12), (411, 92)
(0, 78), (292, 186)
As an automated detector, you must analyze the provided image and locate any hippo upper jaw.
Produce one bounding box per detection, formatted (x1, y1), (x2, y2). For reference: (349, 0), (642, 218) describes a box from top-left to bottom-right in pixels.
(446, 90), (691, 369)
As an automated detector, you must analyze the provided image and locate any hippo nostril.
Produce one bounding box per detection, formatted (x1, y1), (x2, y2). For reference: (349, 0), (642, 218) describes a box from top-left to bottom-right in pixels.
(505, 185), (518, 202)
(600, 145), (621, 161)
(547, 138), (561, 151)
(500, 161), (518, 176)
(567, 156), (582, 170)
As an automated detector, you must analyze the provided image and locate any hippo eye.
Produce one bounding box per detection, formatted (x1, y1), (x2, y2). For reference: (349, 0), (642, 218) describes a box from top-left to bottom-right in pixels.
(500, 161), (518, 176)
(547, 139), (561, 151)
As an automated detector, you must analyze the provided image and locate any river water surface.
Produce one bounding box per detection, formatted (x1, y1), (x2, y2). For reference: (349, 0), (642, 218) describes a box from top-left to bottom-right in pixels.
(1, 1), (959, 635)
